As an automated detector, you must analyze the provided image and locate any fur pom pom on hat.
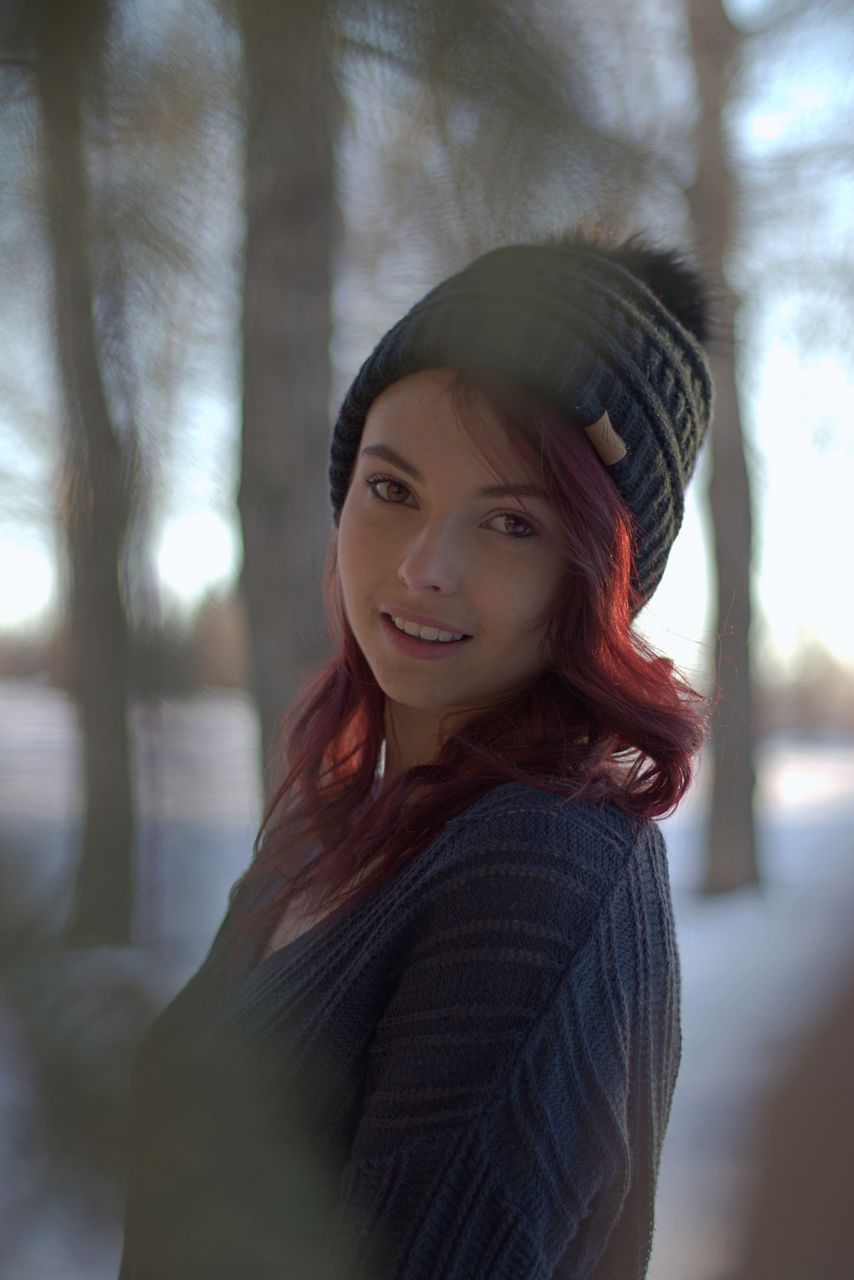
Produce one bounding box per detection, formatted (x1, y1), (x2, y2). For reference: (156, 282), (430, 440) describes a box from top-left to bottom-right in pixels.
(328, 233), (714, 613)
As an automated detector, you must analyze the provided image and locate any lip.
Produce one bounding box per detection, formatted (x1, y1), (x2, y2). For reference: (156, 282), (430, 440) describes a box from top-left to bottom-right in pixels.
(379, 605), (473, 637)
(379, 611), (473, 660)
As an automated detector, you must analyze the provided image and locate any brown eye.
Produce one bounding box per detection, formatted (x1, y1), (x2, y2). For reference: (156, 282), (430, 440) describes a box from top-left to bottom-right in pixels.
(494, 512), (537, 540)
(364, 474), (411, 504)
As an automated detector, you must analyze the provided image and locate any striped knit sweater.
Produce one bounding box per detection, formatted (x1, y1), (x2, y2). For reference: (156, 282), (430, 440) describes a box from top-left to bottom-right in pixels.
(118, 780), (682, 1279)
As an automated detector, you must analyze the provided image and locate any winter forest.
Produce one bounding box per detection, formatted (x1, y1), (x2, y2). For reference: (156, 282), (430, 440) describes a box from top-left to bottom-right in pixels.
(1, 0), (853, 1275)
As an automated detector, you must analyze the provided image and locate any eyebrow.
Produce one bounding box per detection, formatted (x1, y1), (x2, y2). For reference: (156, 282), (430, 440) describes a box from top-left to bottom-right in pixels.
(360, 444), (550, 502)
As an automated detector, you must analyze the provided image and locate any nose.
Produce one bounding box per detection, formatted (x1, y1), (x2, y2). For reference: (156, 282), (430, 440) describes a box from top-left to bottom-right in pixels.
(396, 524), (465, 595)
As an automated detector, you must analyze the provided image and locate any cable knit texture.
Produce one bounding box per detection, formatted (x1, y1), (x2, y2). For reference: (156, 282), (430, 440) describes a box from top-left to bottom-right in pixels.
(118, 781), (682, 1279)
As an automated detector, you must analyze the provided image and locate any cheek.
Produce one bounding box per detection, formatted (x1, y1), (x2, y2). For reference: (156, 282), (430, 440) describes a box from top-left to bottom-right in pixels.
(335, 532), (359, 609)
(336, 506), (367, 570)
(336, 515), (385, 616)
(503, 568), (561, 639)
(341, 509), (428, 595)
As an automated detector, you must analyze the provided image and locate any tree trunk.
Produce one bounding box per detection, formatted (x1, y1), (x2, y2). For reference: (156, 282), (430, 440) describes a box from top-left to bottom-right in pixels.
(236, 1), (343, 799)
(686, 0), (760, 892)
(37, 2), (136, 944)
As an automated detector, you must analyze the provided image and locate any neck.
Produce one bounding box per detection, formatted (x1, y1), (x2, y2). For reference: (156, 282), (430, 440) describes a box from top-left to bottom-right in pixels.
(380, 702), (463, 789)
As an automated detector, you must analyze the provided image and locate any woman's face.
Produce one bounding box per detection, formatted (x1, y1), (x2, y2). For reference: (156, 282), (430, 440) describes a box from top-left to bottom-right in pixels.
(336, 367), (566, 763)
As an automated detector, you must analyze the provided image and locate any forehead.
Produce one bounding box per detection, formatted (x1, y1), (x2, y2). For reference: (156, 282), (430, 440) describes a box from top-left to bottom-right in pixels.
(364, 369), (463, 426)
(363, 370), (515, 463)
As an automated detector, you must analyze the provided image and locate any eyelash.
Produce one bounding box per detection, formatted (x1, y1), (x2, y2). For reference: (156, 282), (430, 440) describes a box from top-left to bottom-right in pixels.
(363, 473), (539, 541)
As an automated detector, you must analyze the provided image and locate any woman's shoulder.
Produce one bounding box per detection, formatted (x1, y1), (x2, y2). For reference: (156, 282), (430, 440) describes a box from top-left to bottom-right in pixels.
(392, 778), (674, 1015)
(445, 777), (663, 868)
(416, 777), (668, 938)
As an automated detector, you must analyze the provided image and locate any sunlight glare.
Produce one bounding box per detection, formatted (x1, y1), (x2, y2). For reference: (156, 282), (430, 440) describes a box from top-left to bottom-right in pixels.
(155, 510), (239, 607)
(0, 537), (55, 629)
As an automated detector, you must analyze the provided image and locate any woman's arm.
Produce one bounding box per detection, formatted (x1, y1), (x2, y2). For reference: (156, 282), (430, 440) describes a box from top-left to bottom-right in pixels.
(324, 806), (681, 1280)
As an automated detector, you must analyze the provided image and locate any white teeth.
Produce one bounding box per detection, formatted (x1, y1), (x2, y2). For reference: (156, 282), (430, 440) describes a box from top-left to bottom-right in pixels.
(390, 615), (465, 643)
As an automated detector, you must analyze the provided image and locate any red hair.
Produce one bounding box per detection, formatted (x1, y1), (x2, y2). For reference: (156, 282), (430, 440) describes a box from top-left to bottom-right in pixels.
(224, 371), (716, 972)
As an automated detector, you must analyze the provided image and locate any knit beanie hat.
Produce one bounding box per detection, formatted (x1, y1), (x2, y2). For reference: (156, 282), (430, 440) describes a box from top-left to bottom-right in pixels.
(328, 233), (714, 614)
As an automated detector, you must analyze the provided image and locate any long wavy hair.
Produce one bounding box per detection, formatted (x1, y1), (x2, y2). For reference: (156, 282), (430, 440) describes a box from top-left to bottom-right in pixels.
(223, 370), (717, 974)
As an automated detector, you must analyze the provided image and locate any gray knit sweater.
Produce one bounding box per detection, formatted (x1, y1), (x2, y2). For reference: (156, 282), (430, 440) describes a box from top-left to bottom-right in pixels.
(118, 780), (681, 1279)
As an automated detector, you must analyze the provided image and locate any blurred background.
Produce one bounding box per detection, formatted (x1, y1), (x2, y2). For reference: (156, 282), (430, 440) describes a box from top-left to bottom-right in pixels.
(1, 0), (852, 1275)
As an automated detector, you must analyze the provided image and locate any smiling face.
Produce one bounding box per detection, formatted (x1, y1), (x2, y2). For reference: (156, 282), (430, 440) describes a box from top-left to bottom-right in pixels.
(335, 367), (567, 779)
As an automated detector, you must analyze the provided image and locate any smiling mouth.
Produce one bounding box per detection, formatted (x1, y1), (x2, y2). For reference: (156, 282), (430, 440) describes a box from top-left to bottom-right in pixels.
(381, 612), (473, 640)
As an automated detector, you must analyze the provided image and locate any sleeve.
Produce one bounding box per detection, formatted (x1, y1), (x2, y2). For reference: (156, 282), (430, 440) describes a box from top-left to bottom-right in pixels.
(321, 808), (682, 1280)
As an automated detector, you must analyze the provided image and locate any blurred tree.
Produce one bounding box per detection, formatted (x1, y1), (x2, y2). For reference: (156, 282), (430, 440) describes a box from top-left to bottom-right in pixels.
(1, 0), (244, 943)
(686, 0), (759, 892)
(685, 0), (854, 891)
(233, 0), (344, 793)
(30, 0), (138, 944)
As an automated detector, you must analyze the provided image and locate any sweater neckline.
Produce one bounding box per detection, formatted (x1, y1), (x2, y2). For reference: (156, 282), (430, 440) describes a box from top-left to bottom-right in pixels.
(240, 769), (393, 978)
(246, 884), (360, 978)
(224, 777), (537, 987)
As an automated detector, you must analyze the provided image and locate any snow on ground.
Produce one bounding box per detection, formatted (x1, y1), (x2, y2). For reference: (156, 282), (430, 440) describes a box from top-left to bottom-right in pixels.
(1, 677), (852, 1280)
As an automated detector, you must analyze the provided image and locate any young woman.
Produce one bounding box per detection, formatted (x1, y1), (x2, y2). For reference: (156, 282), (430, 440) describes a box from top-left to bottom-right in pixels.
(119, 232), (715, 1279)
